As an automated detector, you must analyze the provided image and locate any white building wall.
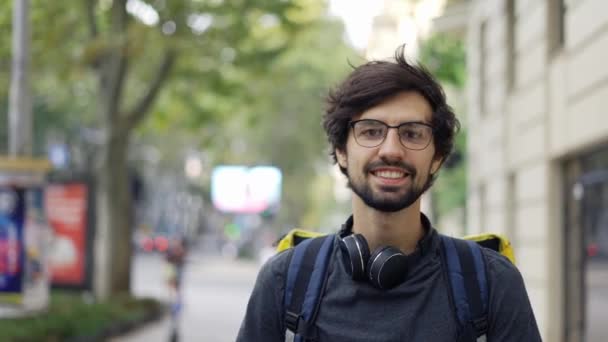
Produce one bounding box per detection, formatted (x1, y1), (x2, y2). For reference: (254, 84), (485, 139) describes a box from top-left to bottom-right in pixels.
(468, 0), (608, 341)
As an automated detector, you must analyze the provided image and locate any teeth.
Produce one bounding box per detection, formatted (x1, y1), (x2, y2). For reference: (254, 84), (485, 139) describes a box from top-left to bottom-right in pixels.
(375, 171), (405, 179)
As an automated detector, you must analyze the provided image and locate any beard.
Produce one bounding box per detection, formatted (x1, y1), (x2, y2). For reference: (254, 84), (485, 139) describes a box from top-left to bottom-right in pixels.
(347, 159), (435, 212)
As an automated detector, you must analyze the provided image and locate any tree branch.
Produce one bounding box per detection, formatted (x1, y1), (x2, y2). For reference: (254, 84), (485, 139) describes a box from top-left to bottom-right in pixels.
(123, 49), (177, 132)
(83, 0), (105, 70)
(85, 0), (98, 38)
(105, 0), (130, 121)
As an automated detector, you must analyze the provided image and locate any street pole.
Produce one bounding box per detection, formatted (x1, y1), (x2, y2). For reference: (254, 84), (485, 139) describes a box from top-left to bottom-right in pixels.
(8, 0), (32, 156)
(1, 0), (48, 318)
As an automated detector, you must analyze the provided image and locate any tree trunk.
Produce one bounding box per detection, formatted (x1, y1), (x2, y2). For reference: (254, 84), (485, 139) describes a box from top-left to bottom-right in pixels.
(87, 0), (174, 299)
(91, 49), (175, 298)
(93, 131), (132, 299)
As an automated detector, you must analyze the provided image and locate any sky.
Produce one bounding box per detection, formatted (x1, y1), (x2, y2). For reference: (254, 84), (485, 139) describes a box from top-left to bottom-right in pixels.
(125, 0), (384, 50)
(328, 0), (384, 50)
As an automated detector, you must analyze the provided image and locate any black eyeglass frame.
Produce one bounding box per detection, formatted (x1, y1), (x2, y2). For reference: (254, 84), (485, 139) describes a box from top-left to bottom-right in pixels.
(349, 119), (435, 150)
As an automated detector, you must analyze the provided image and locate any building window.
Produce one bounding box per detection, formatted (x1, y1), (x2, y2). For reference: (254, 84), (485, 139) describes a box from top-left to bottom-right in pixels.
(479, 183), (487, 231)
(479, 20), (488, 116)
(506, 0), (516, 91)
(507, 173), (516, 242)
(549, 0), (567, 56)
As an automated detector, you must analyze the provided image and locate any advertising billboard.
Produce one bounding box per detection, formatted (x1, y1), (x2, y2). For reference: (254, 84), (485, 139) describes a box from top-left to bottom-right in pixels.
(0, 158), (52, 311)
(0, 188), (25, 295)
(211, 166), (282, 214)
(45, 183), (89, 288)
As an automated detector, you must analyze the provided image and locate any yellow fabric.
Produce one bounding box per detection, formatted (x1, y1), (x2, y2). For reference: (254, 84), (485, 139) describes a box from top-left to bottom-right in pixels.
(276, 229), (325, 252)
(462, 233), (516, 264)
(276, 229), (516, 265)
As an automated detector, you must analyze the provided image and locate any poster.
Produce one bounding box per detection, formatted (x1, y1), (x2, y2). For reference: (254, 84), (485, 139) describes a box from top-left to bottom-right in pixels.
(45, 183), (88, 287)
(22, 188), (50, 310)
(0, 188), (25, 295)
(0, 158), (52, 312)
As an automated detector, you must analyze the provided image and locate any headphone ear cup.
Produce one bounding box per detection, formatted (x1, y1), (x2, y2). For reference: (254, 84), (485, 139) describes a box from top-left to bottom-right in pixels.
(338, 234), (370, 281)
(367, 246), (409, 290)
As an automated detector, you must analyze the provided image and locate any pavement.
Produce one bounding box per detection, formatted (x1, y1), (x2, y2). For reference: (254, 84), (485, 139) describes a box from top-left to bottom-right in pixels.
(109, 315), (174, 342)
(110, 251), (262, 342)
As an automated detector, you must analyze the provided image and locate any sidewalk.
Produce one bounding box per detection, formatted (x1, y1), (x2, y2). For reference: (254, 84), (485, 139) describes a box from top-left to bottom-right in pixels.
(111, 252), (260, 341)
(109, 314), (173, 342)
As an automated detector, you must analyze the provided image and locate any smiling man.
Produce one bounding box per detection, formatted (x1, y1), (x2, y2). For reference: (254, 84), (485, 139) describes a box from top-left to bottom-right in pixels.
(335, 91), (440, 256)
(237, 46), (542, 342)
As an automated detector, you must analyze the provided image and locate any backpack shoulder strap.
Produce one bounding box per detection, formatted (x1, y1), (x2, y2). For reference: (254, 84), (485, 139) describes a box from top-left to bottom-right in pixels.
(284, 234), (335, 341)
(440, 235), (489, 342)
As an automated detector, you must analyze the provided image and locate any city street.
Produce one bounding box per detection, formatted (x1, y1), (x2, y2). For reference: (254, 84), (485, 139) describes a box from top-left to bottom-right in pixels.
(112, 249), (262, 342)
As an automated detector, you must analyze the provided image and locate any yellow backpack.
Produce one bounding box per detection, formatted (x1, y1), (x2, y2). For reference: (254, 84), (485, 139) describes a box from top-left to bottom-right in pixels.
(277, 229), (516, 264)
(462, 232), (516, 264)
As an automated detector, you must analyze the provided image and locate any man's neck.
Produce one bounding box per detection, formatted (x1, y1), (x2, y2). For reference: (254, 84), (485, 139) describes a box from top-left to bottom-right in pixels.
(351, 196), (425, 255)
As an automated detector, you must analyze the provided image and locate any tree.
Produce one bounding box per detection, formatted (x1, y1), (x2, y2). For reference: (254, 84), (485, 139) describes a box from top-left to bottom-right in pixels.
(419, 33), (467, 222)
(212, 18), (360, 229)
(136, 9), (359, 232)
(1, 0), (359, 297)
(8, 0), (313, 299)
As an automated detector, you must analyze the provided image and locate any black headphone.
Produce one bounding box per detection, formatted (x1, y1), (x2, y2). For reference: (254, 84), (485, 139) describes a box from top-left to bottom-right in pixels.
(338, 217), (426, 290)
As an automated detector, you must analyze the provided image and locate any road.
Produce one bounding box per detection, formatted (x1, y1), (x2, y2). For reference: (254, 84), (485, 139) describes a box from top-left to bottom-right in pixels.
(112, 250), (262, 342)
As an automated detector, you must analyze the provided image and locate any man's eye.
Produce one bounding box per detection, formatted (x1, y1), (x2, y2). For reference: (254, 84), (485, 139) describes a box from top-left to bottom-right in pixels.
(402, 129), (422, 139)
(362, 129), (384, 137)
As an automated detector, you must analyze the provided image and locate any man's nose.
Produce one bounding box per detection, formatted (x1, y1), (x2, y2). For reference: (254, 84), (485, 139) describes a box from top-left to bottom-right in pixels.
(378, 128), (405, 158)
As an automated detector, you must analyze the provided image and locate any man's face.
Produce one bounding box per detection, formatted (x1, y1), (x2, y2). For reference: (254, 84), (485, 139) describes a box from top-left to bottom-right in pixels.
(336, 91), (442, 212)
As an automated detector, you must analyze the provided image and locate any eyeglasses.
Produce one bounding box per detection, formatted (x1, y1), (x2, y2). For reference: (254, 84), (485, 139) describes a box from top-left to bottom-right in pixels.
(349, 119), (434, 150)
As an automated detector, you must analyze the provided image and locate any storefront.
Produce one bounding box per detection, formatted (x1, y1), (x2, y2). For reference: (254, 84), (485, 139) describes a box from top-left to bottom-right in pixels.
(564, 145), (608, 342)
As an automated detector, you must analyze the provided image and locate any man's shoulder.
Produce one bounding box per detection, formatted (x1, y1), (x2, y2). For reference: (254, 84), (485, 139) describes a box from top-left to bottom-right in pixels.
(478, 244), (542, 340)
(480, 246), (523, 283)
(259, 246), (295, 278)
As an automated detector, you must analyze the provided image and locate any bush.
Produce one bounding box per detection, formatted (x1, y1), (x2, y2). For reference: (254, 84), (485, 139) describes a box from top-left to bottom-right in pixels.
(0, 291), (164, 342)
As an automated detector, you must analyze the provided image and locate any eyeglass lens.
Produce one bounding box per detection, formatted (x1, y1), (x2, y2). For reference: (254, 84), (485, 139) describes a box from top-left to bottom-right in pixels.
(352, 119), (432, 150)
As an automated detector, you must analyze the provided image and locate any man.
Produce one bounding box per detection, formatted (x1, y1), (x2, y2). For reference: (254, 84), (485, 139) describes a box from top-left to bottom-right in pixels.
(166, 236), (187, 292)
(237, 46), (541, 341)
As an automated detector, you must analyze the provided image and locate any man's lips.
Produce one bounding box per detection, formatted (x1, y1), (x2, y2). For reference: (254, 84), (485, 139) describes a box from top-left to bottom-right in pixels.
(369, 168), (412, 186)
(365, 160), (416, 178)
(370, 168), (410, 179)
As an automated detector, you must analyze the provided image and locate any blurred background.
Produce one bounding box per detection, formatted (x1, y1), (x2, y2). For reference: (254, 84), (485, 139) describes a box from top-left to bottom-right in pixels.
(0, 0), (606, 341)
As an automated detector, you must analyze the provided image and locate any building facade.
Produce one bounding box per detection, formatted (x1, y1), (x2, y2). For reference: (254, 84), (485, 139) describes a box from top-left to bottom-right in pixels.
(366, 0), (447, 60)
(466, 0), (608, 341)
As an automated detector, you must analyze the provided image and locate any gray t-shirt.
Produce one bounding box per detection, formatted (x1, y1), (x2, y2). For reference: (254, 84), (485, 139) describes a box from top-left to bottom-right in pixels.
(237, 228), (542, 341)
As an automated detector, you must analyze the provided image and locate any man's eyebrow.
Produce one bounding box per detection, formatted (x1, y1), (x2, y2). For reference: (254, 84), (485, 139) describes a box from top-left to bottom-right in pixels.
(397, 120), (431, 125)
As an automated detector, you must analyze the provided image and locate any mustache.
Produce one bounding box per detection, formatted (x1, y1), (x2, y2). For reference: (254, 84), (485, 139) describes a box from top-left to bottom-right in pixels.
(365, 159), (417, 177)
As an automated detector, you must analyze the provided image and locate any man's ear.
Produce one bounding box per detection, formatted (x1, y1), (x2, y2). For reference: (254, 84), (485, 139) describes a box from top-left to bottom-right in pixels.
(430, 156), (444, 175)
(336, 148), (347, 169)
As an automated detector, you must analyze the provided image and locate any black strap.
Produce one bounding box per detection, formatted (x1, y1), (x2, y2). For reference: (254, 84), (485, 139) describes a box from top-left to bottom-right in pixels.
(452, 239), (485, 322)
(284, 235), (334, 341)
(441, 236), (489, 341)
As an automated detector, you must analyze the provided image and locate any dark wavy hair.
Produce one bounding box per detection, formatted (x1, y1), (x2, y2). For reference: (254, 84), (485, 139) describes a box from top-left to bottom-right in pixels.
(323, 45), (460, 175)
